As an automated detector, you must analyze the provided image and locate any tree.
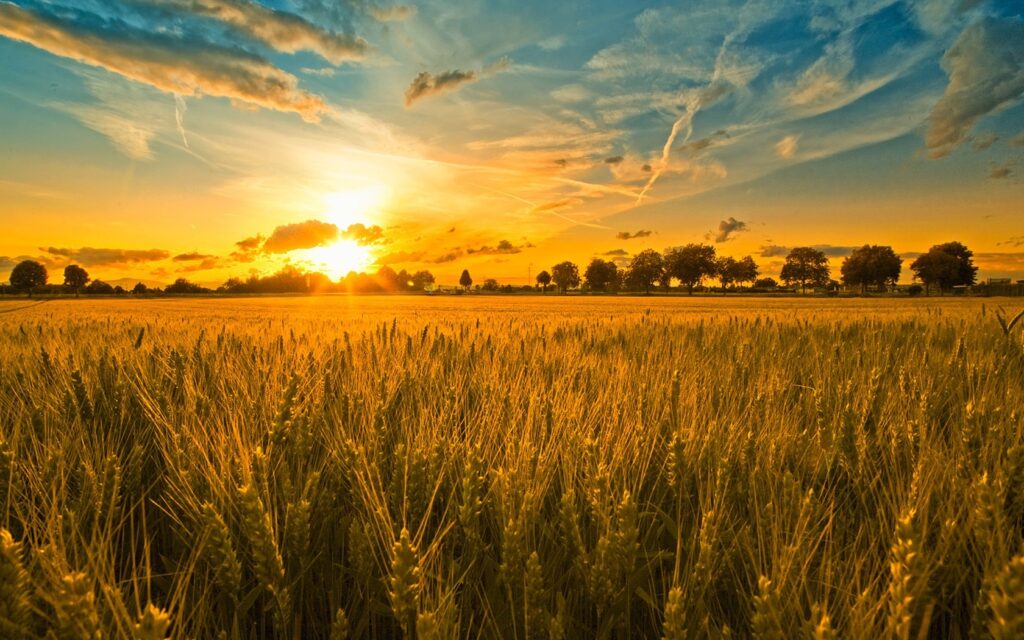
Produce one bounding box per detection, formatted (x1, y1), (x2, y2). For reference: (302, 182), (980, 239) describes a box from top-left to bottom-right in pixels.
(536, 270), (552, 293)
(482, 278), (500, 291)
(551, 261), (580, 294)
(165, 278), (207, 294)
(411, 270), (435, 291)
(63, 264), (90, 297)
(910, 241), (977, 294)
(624, 250), (664, 294)
(841, 245), (902, 294)
(716, 256), (738, 290)
(459, 269), (473, 291)
(132, 282), (149, 295)
(85, 280), (115, 294)
(780, 247), (830, 293)
(753, 277), (777, 289)
(9, 260), (47, 297)
(583, 258), (618, 292)
(664, 244), (717, 295)
(734, 256), (759, 288)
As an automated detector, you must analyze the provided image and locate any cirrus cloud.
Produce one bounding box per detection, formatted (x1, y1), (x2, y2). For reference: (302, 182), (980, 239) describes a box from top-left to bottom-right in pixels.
(0, 2), (329, 121)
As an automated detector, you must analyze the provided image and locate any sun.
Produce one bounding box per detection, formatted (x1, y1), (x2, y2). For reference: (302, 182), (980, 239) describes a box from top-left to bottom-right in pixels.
(298, 185), (387, 280)
(302, 239), (375, 280)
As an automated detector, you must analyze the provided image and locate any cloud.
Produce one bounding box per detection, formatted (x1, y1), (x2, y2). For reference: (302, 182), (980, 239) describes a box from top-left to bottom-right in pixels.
(990, 162), (1013, 180)
(302, 67), (336, 77)
(775, 134), (799, 159)
(998, 236), (1024, 248)
(173, 252), (216, 261)
(0, 2), (329, 121)
(41, 246), (170, 266)
(538, 35), (566, 51)
(679, 130), (729, 155)
(604, 156), (624, 164)
(972, 132), (999, 151)
(758, 244), (858, 258)
(177, 257), (219, 272)
(1011, 133), (1024, 148)
(262, 220), (339, 253)
(602, 249), (629, 256)
(160, 0), (368, 64)
(466, 239), (532, 255)
(376, 250), (426, 265)
(926, 17), (1024, 158)
(430, 250), (462, 264)
(404, 58), (510, 107)
(341, 222), (385, 245)
(551, 84), (591, 103)
(710, 217), (747, 243)
(368, 4), (416, 21)
(616, 230), (653, 240)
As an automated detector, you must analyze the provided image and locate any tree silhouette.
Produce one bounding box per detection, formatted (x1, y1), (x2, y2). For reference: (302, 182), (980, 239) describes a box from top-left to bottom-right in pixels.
(551, 261), (580, 294)
(583, 258), (618, 292)
(459, 269), (473, 291)
(780, 247), (829, 293)
(910, 241), (977, 294)
(625, 249), (664, 294)
(9, 260), (47, 297)
(132, 282), (149, 295)
(664, 244), (716, 295)
(841, 245), (902, 294)
(735, 256), (759, 288)
(536, 270), (551, 293)
(63, 264), (90, 297)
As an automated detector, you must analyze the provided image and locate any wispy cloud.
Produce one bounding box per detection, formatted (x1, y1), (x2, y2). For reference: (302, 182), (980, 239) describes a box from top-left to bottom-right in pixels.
(159, 0), (369, 63)
(0, 2), (329, 121)
(615, 230), (652, 240)
(775, 134), (799, 159)
(41, 246), (170, 266)
(404, 58), (511, 107)
(926, 17), (1024, 158)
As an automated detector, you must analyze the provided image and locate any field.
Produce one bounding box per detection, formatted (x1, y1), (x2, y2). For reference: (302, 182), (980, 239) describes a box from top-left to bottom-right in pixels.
(1, 296), (1023, 639)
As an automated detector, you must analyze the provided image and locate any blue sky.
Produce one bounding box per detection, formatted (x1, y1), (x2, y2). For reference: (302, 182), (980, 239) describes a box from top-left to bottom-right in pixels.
(0, 0), (1022, 284)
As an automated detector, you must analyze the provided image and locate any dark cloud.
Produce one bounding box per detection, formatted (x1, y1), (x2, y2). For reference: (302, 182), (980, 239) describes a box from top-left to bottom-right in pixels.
(41, 246), (170, 266)
(376, 250), (426, 265)
(604, 155), (624, 164)
(430, 250), (462, 264)
(602, 249), (629, 256)
(173, 251), (216, 262)
(926, 17), (1024, 158)
(404, 58), (510, 107)
(710, 217), (747, 243)
(177, 257), (219, 272)
(615, 230), (653, 240)
(641, 164), (652, 172)
(998, 236), (1024, 247)
(159, 0), (369, 64)
(972, 132), (999, 151)
(262, 219), (339, 253)
(0, 2), (329, 121)
(680, 129), (729, 155)
(758, 244), (859, 258)
(467, 239), (532, 255)
(341, 223), (385, 245)
(990, 162), (1013, 179)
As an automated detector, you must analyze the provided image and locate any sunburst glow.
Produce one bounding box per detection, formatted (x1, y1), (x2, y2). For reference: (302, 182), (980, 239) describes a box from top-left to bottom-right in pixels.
(301, 239), (375, 280)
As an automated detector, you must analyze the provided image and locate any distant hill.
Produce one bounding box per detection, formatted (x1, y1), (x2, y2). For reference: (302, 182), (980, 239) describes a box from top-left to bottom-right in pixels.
(105, 278), (167, 290)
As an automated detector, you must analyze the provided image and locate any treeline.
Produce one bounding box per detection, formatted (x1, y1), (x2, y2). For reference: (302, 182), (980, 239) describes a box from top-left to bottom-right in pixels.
(521, 241), (979, 295)
(0, 241), (984, 297)
(0, 263), (437, 296)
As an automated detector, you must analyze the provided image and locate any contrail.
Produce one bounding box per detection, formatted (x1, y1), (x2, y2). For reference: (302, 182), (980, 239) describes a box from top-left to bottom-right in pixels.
(174, 94), (190, 149)
(634, 4), (757, 206)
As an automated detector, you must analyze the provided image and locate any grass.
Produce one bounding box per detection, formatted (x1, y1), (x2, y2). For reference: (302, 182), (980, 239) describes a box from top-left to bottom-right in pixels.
(0, 296), (1022, 638)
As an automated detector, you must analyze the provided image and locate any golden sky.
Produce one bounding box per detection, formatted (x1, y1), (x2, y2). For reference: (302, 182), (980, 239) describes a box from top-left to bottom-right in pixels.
(1, 0), (1022, 286)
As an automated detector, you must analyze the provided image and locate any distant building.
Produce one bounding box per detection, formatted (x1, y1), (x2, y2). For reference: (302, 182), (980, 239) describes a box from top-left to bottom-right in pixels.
(988, 277), (1012, 285)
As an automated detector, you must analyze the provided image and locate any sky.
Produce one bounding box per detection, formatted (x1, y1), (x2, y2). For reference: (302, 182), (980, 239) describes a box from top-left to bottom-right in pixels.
(0, 0), (1022, 286)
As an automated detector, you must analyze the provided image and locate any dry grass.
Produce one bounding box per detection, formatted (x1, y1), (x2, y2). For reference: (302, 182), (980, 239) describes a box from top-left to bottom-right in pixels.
(0, 295), (1022, 638)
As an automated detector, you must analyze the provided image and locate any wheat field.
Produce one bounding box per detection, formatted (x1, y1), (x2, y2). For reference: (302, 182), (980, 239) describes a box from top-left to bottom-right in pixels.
(0, 296), (1022, 639)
